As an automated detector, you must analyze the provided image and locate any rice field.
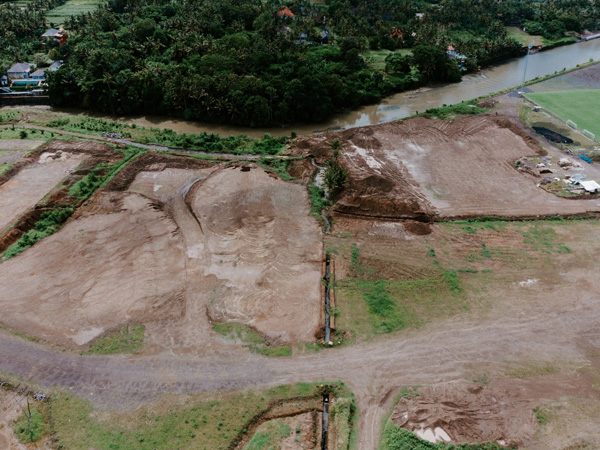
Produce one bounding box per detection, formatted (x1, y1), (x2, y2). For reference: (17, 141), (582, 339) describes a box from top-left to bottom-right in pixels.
(45, 0), (104, 26)
(526, 89), (600, 139)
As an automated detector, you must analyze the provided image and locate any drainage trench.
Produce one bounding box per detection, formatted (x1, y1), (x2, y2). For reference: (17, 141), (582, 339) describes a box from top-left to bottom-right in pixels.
(321, 394), (330, 450)
(324, 254), (331, 344)
(311, 158), (331, 233)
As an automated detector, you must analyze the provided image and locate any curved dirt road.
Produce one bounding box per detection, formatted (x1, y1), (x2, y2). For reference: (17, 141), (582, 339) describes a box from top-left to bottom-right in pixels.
(1, 289), (598, 449)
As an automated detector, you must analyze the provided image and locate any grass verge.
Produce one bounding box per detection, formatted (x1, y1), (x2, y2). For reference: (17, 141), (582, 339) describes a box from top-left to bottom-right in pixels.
(212, 322), (291, 357)
(86, 324), (144, 355)
(50, 382), (353, 450)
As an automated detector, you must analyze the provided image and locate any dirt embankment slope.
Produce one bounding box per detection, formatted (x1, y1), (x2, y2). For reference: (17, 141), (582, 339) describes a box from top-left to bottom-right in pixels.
(296, 115), (600, 220)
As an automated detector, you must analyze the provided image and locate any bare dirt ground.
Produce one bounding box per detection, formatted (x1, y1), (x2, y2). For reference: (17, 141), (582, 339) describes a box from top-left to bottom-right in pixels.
(0, 139), (45, 150)
(2, 108), (600, 449)
(0, 158), (322, 350)
(296, 115), (600, 220)
(0, 390), (29, 450)
(0, 149), (83, 233)
(190, 167), (323, 344)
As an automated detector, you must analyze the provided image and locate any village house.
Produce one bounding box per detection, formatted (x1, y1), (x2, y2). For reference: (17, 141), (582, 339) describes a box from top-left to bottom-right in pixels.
(42, 28), (68, 45)
(49, 61), (63, 71)
(30, 69), (46, 81)
(7, 63), (33, 79)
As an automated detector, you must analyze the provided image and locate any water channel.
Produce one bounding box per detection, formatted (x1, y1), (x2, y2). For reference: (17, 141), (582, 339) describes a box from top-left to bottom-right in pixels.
(28, 39), (600, 137)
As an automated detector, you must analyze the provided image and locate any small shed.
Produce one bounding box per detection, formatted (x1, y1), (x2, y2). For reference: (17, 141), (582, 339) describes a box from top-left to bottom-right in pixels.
(579, 180), (600, 193)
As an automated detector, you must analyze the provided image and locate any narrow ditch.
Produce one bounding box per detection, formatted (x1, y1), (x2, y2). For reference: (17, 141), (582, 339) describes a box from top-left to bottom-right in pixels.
(324, 254), (331, 344)
(321, 394), (330, 450)
(311, 158), (331, 233)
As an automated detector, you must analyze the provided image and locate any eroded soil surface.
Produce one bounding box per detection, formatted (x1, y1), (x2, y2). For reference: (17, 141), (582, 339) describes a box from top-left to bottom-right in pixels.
(296, 115), (600, 220)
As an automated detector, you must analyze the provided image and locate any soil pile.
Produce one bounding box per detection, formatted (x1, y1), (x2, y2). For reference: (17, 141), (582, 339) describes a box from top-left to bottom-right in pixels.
(391, 382), (537, 447)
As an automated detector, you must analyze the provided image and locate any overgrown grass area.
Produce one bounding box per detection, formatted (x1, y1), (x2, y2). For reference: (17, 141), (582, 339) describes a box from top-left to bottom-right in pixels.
(424, 100), (488, 120)
(86, 324), (145, 355)
(245, 420), (291, 450)
(258, 157), (295, 181)
(44, 116), (288, 155)
(0, 162), (14, 175)
(308, 185), (330, 221)
(1, 207), (74, 260)
(212, 322), (291, 357)
(363, 48), (413, 72)
(526, 90), (600, 139)
(13, 406), (48, 444)
(380, 422), (505, 450)
(50, 382), (352, 450)
(334, 242), (468, 341)
(0, 126), (50, 141)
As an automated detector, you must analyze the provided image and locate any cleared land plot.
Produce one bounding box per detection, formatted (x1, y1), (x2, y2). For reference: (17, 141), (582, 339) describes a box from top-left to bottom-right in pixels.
(45, 0), (103, 25)
(506, 26), (544, 47)
(301, 115), (600, 219)
(0, 151), (83, 234)
(526, 90), (600, 138)
(327, 217), (599, 344)
(191, 167), (323, 345)
(0, 161), (323, 351)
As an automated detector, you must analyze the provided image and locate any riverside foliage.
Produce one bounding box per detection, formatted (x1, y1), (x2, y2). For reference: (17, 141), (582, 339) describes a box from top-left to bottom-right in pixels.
(45, 0), (523, 126)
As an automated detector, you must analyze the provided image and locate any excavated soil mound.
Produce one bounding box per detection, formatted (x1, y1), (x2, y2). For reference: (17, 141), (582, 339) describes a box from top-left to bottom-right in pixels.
(298, 115), (600, 219)
(190, 166), (323, 344)
(403, 220), (432, 235)
(391, 382), (537, 447)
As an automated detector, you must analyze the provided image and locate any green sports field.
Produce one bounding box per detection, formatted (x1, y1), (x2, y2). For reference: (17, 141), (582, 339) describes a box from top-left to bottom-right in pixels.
(526, 89), (600, 139)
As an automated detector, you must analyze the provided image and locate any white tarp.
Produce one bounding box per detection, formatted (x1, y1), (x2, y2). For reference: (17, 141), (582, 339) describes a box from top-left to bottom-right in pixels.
(579, 180), (600, 192)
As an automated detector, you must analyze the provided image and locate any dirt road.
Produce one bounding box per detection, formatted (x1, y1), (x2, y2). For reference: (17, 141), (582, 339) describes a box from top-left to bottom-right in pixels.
(1, 281), (598, 449)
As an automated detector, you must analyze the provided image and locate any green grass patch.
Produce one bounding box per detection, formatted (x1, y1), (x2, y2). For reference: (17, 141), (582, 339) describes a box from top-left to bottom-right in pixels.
(258, 158), (294, 181)
(0, 162), (14, 175)
(424, 100), (488, 120)
(363, 49), (412, 72)
(521, 224), (571, 254)
(50, 382), (351, 450)
(246, 420), (291, 450)
(1, 207), (74, 260)
(44, 116), (288, 155)
(526, 90), (600, 138)
(86, 324), (144, 355)
(533, 406), (550, 425)
(505, 26), (544, 47)
(212, 322), (291, 357)
(14, 407), (47, 443)
(380, 422), (504, 450)
(308, 185), (330, 220)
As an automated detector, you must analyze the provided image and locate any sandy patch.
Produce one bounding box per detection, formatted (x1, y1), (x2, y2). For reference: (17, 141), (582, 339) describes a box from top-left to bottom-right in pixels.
(0, 154), (82, 233)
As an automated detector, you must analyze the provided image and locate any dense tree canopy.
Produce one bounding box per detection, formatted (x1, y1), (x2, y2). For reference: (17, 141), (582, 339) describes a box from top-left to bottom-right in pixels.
(5, 0), (600, 125)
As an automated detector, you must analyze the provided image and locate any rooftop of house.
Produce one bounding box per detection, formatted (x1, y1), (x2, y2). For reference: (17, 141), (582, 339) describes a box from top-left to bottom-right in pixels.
(8, 63), (32, 73)
(31, 69), (46, 78)
(42, 28), (60, 37)
(277, 7), (295, 18)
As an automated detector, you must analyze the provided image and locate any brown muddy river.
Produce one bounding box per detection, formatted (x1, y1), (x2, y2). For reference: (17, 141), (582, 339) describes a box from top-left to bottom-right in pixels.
(15, 39), (600, 137)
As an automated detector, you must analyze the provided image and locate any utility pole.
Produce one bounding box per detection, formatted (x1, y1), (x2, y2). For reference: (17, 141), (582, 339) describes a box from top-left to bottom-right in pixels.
(520, 41), (535, 93)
